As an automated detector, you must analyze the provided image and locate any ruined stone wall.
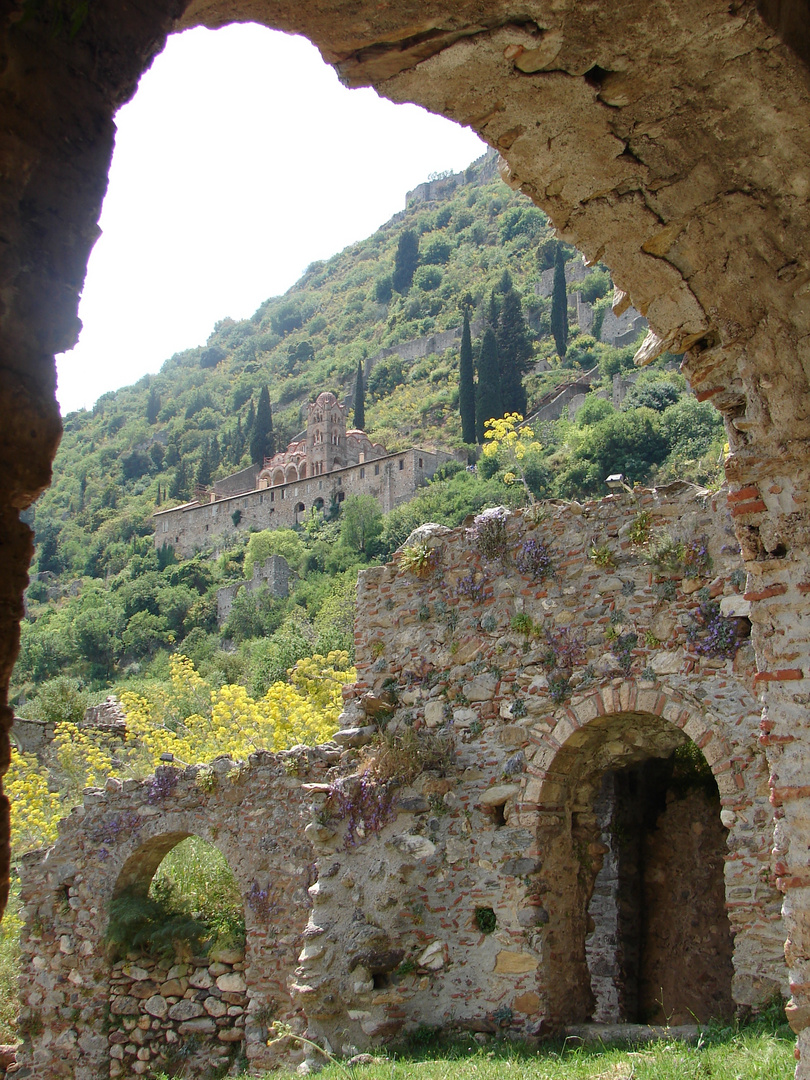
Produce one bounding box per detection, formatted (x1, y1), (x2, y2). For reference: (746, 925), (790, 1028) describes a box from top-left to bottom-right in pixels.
(155, 449), (453, 558)
(15, 747), (338, 1080)
(295, 487), (785, 1053)
(216, 554), (291, 627)
(107, 948), (247, 1077)
(17, 489), (788, 1074)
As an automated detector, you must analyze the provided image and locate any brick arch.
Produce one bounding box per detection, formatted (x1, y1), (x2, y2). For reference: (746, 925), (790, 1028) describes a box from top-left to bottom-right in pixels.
(528, 682), (743, 808)
(522, 679), (745, 1029)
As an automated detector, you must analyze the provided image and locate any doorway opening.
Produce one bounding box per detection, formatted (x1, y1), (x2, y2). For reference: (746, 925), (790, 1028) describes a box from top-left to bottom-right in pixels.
(585, 745), (734, 1024)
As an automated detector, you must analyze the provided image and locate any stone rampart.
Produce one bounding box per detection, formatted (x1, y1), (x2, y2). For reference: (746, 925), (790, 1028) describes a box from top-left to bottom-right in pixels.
(155, 448), (453, 558)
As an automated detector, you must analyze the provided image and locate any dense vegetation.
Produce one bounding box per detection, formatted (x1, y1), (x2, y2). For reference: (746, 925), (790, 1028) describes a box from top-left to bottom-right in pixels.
(19, 152), (725, 712)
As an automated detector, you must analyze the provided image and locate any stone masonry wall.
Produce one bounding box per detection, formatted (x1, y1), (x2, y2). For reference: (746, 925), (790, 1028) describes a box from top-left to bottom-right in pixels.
(15, 746), (338, 1080)
(107, 947), (248, 1077)
(17, 487), (789, 1075)
(216, 554), (291, 627)
(5, 3), (810, 1067)
(295, 486), (786, 1054)
(155, 449), (453, 558)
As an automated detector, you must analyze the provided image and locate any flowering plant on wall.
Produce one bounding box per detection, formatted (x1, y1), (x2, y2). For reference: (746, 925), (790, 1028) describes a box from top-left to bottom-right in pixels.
(688, 601), (741, 658)
(481, 413), (543, 505)
(515, 537), (555, 581)
(469, 506), (510, 561)
(539, 626), (585, 703)
(399, 540), (442, 579)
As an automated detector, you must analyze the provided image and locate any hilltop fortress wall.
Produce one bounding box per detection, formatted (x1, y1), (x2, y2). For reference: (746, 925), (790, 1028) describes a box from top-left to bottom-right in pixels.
(18, 487), (788, 1076)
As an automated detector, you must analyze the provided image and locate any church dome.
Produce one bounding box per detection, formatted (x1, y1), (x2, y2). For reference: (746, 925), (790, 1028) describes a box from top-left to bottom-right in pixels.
(314, 391), (339, 407)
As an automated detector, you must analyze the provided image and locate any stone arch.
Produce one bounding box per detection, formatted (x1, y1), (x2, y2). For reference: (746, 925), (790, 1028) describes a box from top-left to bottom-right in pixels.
(285, 464), (298, 484)
(525, 683), (745, 1029)
(16, 753), (333, 1078)
(272, 468), (285, 487)
(298, 462), (307, 479)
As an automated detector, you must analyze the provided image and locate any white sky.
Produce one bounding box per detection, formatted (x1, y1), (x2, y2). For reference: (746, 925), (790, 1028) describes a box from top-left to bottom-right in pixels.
(55, 24), (486, 415)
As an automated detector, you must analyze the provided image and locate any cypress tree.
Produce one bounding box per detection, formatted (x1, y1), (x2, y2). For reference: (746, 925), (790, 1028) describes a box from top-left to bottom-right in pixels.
(459, 311), (476, 444)
(196, 440), (213, 488)
(165, 434), (180, 468)
(551, 243), (569, 358)
(233, 416), (244, 463)
(169, 459), (188, 500)
(497, 288), (533, 416)
(497, 268), (513, 294)
(475, 326), (502, 443)
(353, 359), (366, 430)
(487, 290), (500, 328)
(392, 229), (419, 293)
(250, 385), (274, 466)
(146, 386), (160, 425)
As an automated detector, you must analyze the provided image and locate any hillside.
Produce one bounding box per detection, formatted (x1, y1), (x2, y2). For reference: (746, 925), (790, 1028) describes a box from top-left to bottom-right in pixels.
(15, 148), (726, 709)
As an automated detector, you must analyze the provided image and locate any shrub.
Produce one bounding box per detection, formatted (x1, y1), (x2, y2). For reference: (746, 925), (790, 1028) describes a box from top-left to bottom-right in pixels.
(468, 506), (510, 561)
(413, 266), (443, 291)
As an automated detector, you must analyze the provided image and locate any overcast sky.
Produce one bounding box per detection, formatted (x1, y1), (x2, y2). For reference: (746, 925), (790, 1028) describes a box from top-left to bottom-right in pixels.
(55, 24), (486, 415)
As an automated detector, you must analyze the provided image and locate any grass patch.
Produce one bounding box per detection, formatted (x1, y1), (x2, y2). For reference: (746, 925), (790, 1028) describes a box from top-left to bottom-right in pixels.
(235, 1007), (793, 1080)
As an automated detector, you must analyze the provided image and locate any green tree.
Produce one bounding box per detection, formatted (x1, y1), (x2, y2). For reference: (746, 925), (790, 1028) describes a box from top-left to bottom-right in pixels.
(244, 528), (305, 576)
(392, 228), (419, 293)
(475, 326), (502, 443)
(556, 407), (668, 497)
(250, 385), (274, 466)
(195, 440), (213, 489)
(496, 287), (533, 415)
(353, 359), (365, 430)
(459, 311), (476, 444)
(35, 521), (62, 575)
(576, 396), (616, 427)
(169, 460), (189, 501)
(28, 676), (89, 727)
(621, 379), (680, 412)
(368, 356), (404, 401)
(551, 244), (569, 358)
(146, 387), (161, 425)
(339, 494), (383, 554)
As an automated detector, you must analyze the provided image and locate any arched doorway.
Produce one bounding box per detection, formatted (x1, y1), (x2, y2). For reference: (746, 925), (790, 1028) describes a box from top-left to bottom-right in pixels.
(109, 834), (248, 1077)
(533, 702), (736, 1029)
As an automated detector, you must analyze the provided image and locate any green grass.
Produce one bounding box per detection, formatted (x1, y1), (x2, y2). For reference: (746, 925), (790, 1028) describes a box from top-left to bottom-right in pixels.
(235, 1012), (794, 1080)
